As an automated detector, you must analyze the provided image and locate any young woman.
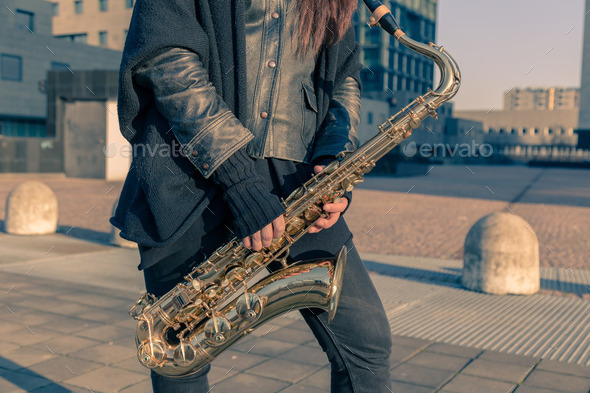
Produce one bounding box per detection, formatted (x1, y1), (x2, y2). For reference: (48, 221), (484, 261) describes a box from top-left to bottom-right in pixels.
(112, 1), (392, 392)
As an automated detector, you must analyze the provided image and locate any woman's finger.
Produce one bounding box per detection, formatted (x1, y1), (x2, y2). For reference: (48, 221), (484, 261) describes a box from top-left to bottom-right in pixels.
(261, 224), (274, 248)
(243, 236), (252, 249)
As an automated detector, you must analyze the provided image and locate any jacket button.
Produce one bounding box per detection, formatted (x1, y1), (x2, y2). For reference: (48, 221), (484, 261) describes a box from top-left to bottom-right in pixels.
(202, 163), (210, 170)
(268, 60), (276, 68)
(191, 149), (199, 157)
(271, 12), (279, 19)
(260, 111), (269, 119)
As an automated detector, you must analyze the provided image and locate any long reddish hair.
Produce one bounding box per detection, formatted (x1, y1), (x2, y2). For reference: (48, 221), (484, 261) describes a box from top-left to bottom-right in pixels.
(294, 0), (358, 56)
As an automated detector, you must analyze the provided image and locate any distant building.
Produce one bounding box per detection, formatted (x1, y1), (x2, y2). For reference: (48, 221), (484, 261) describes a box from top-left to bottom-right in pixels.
(0, 0), (121, 172)
(51, 0), (134, 50)
(577, 0), (590, 148)
(504, 87), (579, 111)
(455, 109), (579, 148)
(354, 0), (437, 99)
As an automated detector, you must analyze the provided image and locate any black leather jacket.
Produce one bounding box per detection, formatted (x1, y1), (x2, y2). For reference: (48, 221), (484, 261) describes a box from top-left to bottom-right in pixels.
(133, 48), (361, 178)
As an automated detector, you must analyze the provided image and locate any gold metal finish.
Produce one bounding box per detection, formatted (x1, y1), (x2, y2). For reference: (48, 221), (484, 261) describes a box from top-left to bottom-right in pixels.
(129, 15), (460, 377)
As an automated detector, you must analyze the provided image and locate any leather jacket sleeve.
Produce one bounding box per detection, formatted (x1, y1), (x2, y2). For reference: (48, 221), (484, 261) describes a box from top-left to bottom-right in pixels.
(133, 47), (285, 239)
(311, 76), (361, 163)
(133, 47), (254, 179)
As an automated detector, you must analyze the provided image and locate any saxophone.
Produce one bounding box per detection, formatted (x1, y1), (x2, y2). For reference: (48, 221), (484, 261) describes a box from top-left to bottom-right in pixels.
(129, 0), (460, 377)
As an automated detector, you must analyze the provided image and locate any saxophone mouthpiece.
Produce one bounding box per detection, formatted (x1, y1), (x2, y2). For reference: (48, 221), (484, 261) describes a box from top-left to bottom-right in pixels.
(362, 0), (401, 37)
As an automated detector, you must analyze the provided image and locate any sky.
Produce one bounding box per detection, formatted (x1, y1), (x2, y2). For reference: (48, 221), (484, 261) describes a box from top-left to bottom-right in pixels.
(436, 0), (586, 111)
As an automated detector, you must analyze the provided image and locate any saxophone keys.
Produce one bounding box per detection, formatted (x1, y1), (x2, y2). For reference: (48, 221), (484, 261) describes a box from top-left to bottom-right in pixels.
(304, 204), (322, 221)
(204, 316), (231, 345)
(137, 340), (166, 369)
(243, 253), (265, 269)
(236, 293), (263, 321)
(173, 342), (197, 366)
(285, 217), (305, 236)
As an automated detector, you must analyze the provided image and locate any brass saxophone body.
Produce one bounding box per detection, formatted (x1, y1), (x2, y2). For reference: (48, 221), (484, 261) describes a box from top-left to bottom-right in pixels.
(129, 0), (460, 377)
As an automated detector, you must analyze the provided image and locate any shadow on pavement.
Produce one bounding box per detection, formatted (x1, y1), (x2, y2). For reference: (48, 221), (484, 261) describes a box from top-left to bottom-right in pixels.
(364, 261), (590, 295)
(0, 355), (73, 393)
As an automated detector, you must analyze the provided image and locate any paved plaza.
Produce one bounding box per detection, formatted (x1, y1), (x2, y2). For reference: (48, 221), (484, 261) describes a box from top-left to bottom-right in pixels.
(0, 165), (588, 392)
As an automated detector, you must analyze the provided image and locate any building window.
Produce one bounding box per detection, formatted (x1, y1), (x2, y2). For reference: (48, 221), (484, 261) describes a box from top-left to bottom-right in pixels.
(56, 33), (88, 43)
(126, 0), (134, 8)
(75, 0), (83, 14)
(52, 3), (59, 15)
(1, 55), (22, 81)
(15, 10), (34, 32)
(51, 62), (70, 70)
(99, 0), (108, 11)
(99, 31), (108, 45)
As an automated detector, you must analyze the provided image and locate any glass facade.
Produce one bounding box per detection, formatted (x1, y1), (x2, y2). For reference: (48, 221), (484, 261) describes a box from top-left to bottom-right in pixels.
(0, 117), (46, 138)
(354, 0), (437, 96)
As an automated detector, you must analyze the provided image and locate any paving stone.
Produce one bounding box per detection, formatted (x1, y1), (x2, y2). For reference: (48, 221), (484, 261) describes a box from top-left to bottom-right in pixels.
(0, 342), (21, 354)
(75, 324), (135, 343)
(298, 366), (331, 390)
(39, 335), (100, 355)
(390, 363), (455, 388)
(55, 292), (131, 310)
(112, 357), (151, 376)
(65, 366), (148, 393)
(390, 335), (432, 349)
(406, 351), (471, 372)
(424, 343), (482, 359)
(246, 358), (321, 383)
(263, 327), (317, 345)
(208, 365), (239, 385)
(536, 359), (590, 378)
(211, 349), (270, 372)
(118, 378), (153, 393)
(0, 348), (55, 370)
(41, 316), (103, 335)
(277, 345), (329, 367)
(279, 384), (329, 393)
(29, 382), (96, 393)
(0, 325), (60, 346)
(389, 380), (436, 393)
(17, 356), (100, 382)
(389, 344), (424, 367)
(14, 298), (89, 316)
(231, 337), (299, 357)
(0, 370), (53, 393)
(439, 374), (516, 393)
(8, 311), (63, 327)
(522, 369), (590, 393)
(461, 358), (534, 383)
(514, 386), (567, 393)
(0, 320), (23, 335)
(476, 350), (538, 367)
(211, 372), (290, 393)
(69, 343), (136, 365)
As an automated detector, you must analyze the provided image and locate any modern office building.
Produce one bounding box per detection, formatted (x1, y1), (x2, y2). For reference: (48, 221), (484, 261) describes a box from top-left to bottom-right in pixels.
(455, 109), (579, 148)
(504, 87), (579, 111)
(577, 0), (590, 148)
(354, 0), (437, 99)
(0, 0), (122, 172)
(51, 0), (134, 50)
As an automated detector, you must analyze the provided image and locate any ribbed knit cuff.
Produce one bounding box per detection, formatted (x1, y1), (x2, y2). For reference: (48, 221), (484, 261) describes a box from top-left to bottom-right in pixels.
(211, 149), (286, 239)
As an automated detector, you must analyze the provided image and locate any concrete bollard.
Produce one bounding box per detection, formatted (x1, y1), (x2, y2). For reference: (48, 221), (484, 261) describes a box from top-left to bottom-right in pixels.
(110, 198), (136, 248)
(5, 181), (58, 235)
(462, 212), (540, 295)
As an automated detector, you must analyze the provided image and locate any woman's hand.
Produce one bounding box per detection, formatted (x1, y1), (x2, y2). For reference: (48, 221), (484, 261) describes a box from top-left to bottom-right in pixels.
(307, 165), (348, 234)
(242, 215), (285, 251)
